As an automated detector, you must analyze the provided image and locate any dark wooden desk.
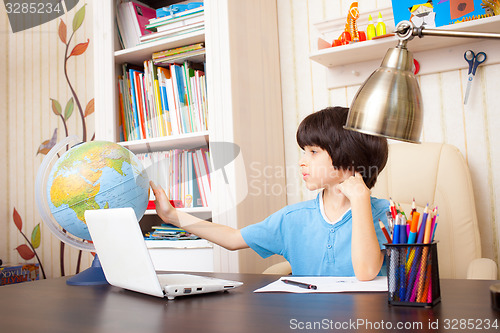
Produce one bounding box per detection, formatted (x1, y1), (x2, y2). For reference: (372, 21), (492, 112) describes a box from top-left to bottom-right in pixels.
(0, 273), (498, 333)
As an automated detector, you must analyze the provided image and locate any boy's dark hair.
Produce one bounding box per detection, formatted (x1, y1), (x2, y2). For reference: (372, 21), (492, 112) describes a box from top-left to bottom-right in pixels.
(296, 106), (388, 189)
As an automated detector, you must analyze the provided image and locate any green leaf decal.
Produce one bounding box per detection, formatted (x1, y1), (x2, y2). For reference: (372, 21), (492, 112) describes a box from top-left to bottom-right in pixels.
(72, 5), (86, 32)
(64, 97), (74, 121)
(51, 99), (62, 116)
(31, 224), (41, 249)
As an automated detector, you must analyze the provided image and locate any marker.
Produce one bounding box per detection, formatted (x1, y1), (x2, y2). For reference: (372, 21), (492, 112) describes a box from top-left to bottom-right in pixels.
(282, 279), (317, 290)
(393, 215), (401, 244)
(399, 215), (408, 244)
(407, 212), (420, 244)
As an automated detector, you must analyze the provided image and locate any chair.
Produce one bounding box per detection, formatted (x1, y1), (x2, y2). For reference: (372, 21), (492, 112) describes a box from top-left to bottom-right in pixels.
(264, 142), (497, 279)
(371, 142), (497, 280)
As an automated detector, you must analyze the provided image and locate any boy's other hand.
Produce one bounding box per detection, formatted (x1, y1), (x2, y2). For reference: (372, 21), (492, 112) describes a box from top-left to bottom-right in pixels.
(337, 172), (370, 201)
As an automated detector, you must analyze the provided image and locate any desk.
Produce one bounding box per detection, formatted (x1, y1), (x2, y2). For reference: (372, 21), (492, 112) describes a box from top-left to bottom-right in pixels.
(0, 273), (498, 333)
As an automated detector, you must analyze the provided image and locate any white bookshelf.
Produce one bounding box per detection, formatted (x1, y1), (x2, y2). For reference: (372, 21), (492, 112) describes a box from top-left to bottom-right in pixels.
(93, 0), (287, 274)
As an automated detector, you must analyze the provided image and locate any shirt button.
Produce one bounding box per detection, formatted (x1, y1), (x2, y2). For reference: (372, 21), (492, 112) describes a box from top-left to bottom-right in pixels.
(330, 228), (334, 233)
(327, 245), (332, 249)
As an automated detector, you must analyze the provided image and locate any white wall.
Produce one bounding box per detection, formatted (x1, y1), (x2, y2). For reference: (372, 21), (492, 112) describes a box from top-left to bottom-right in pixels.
(277, 0), (499, 273)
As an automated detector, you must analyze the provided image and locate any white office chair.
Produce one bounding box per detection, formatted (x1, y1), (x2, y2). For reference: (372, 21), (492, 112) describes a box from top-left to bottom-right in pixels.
(264, 142), (497, 279)
(372, 142), (497, 279)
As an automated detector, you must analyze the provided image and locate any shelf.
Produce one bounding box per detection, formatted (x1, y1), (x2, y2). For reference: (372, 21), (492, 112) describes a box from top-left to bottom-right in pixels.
(114, 29), (205, 66)
(119, 131), (209, 154)
(145, 238), (213, 249)
(145, 206), (211, 216)
(310, 15), (500, 88)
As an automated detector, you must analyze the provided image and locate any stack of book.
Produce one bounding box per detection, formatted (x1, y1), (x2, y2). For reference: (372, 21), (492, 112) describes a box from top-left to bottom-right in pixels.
(152, 42), (205, 65)
(144, 224), (201, 241)
(137, 148), (212, 208)
(116, 0), (156, 49)
(117, 60), (208, 141)
(140, 4), (204, 43)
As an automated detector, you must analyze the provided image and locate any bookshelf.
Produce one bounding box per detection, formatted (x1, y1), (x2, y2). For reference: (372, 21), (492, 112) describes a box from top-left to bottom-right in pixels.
(92, 0), (287, 273)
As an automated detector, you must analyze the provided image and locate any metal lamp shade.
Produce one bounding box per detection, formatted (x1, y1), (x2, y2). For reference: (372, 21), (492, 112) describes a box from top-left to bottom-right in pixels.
(344, 45), (423, 143)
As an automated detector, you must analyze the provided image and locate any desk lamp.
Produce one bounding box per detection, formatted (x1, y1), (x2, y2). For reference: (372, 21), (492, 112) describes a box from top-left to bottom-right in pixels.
(344, 20), (500, 143)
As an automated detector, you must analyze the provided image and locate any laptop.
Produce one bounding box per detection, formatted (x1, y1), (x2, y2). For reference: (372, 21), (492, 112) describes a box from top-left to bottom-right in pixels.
(84, 207), (243, 300)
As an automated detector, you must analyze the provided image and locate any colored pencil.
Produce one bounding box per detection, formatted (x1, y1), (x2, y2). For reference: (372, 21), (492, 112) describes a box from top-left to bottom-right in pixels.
(379, 219), (392, 244)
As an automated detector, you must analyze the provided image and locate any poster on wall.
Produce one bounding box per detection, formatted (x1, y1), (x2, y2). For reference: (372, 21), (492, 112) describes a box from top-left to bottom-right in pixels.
(391, 0), (495, 28)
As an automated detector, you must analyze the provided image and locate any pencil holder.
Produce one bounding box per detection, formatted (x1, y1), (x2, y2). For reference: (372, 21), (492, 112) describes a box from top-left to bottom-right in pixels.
(385, 242), (441, 307)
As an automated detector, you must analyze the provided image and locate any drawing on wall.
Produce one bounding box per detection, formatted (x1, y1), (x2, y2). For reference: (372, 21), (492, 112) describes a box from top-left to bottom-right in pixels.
(12, 4), (94, 278)
(12, 208), (46, 279)
(409, 1), (437, 27)
(392, 0), (494, 27)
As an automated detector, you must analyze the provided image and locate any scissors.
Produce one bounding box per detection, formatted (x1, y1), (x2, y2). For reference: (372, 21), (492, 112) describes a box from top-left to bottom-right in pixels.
(463, 50), (487, 105)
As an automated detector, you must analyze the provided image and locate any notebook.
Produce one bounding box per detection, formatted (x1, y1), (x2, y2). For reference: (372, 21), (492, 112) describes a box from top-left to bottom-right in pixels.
(85, 208), (243, 300)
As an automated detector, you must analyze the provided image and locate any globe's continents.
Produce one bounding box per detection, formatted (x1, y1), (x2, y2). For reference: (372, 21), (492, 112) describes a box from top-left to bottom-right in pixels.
(46, 141), (149, 241)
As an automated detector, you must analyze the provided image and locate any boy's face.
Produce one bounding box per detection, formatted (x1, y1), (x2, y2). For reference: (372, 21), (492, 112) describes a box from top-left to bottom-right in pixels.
(299, 146), (351, 191)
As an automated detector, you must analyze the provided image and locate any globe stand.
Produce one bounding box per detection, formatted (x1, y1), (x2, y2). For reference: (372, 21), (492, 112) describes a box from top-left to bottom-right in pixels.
(66, 255), (108, 286)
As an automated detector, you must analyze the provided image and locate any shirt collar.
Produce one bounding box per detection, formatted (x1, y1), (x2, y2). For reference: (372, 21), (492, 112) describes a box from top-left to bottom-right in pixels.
(318, 190), (351, 225)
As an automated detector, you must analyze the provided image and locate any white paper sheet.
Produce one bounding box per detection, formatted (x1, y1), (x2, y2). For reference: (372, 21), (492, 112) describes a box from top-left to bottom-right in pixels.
(254, 276), (388, 293)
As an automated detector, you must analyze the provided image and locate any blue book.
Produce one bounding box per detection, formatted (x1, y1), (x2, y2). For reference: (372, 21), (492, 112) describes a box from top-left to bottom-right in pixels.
(129, 69), (144, 140)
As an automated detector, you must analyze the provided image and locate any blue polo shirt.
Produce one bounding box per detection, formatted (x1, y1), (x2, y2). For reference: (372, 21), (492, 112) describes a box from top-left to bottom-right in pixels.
(240, 193), (390, 276)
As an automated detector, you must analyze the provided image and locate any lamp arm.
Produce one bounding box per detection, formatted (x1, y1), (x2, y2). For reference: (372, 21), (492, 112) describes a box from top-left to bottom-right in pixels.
(415, 27), (500, 39)
(395, 21), (500, 40)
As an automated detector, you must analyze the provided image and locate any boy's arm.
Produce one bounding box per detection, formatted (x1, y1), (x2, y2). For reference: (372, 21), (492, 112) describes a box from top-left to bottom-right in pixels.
(338, 173), (384, 281)
(150, 181), (249, 251)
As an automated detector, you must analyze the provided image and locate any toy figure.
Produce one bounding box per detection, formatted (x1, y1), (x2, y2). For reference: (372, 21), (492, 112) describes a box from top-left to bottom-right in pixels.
(333, 2), (366, 46)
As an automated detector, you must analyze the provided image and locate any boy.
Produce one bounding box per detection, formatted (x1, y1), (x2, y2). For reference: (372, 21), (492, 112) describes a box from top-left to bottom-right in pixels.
(150, 106), (389, 280)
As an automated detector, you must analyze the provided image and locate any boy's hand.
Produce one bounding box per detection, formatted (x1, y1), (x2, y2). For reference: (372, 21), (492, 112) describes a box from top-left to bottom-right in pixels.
(337, 172), (370, 201)
(149, 181), (177, 223)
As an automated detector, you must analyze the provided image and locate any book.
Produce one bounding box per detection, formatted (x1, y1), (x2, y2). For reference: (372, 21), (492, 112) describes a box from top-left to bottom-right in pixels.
(0, 263), (40, 286)
(152, 42), (205, 60)
(156, 14), (204, 33)
(147, 5), (204, 28)
(153, 48), (205, 65)
(155, 2), (204, 19)
(118, 60), (207, 141)
(140, 22), (204, 43)
(137, 149), (209, 208)
(116, 0), (156, 48)
(147, 11), (204, 31)
(138, 26), (205, 45)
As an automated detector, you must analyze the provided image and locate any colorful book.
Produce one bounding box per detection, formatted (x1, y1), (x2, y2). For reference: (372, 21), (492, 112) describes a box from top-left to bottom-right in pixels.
(147, 6), (204, 29)
(152, 42), (205, 60)
(116, 0), (156, 48)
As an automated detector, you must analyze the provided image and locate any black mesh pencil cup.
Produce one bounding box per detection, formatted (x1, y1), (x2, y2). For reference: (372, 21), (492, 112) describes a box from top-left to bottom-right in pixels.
(385, 242), (441, 307)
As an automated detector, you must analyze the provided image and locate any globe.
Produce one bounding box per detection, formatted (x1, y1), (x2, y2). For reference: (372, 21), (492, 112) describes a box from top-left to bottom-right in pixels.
(35, 136), (149, 285)
(46, 140), (149, 241)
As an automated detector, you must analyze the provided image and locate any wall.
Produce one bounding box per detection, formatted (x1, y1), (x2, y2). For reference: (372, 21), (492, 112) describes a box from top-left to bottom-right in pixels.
(276, 0), (499, 274)
(0, 1), (94, 278)
(1, 0), (498, 277)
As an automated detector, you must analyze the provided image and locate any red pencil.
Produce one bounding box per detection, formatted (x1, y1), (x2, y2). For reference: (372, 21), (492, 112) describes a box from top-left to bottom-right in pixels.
(379, 219), (392, 243)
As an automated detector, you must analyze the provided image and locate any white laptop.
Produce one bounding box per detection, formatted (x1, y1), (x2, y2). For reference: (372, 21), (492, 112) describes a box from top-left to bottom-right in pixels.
(85, 208), (243, 300)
